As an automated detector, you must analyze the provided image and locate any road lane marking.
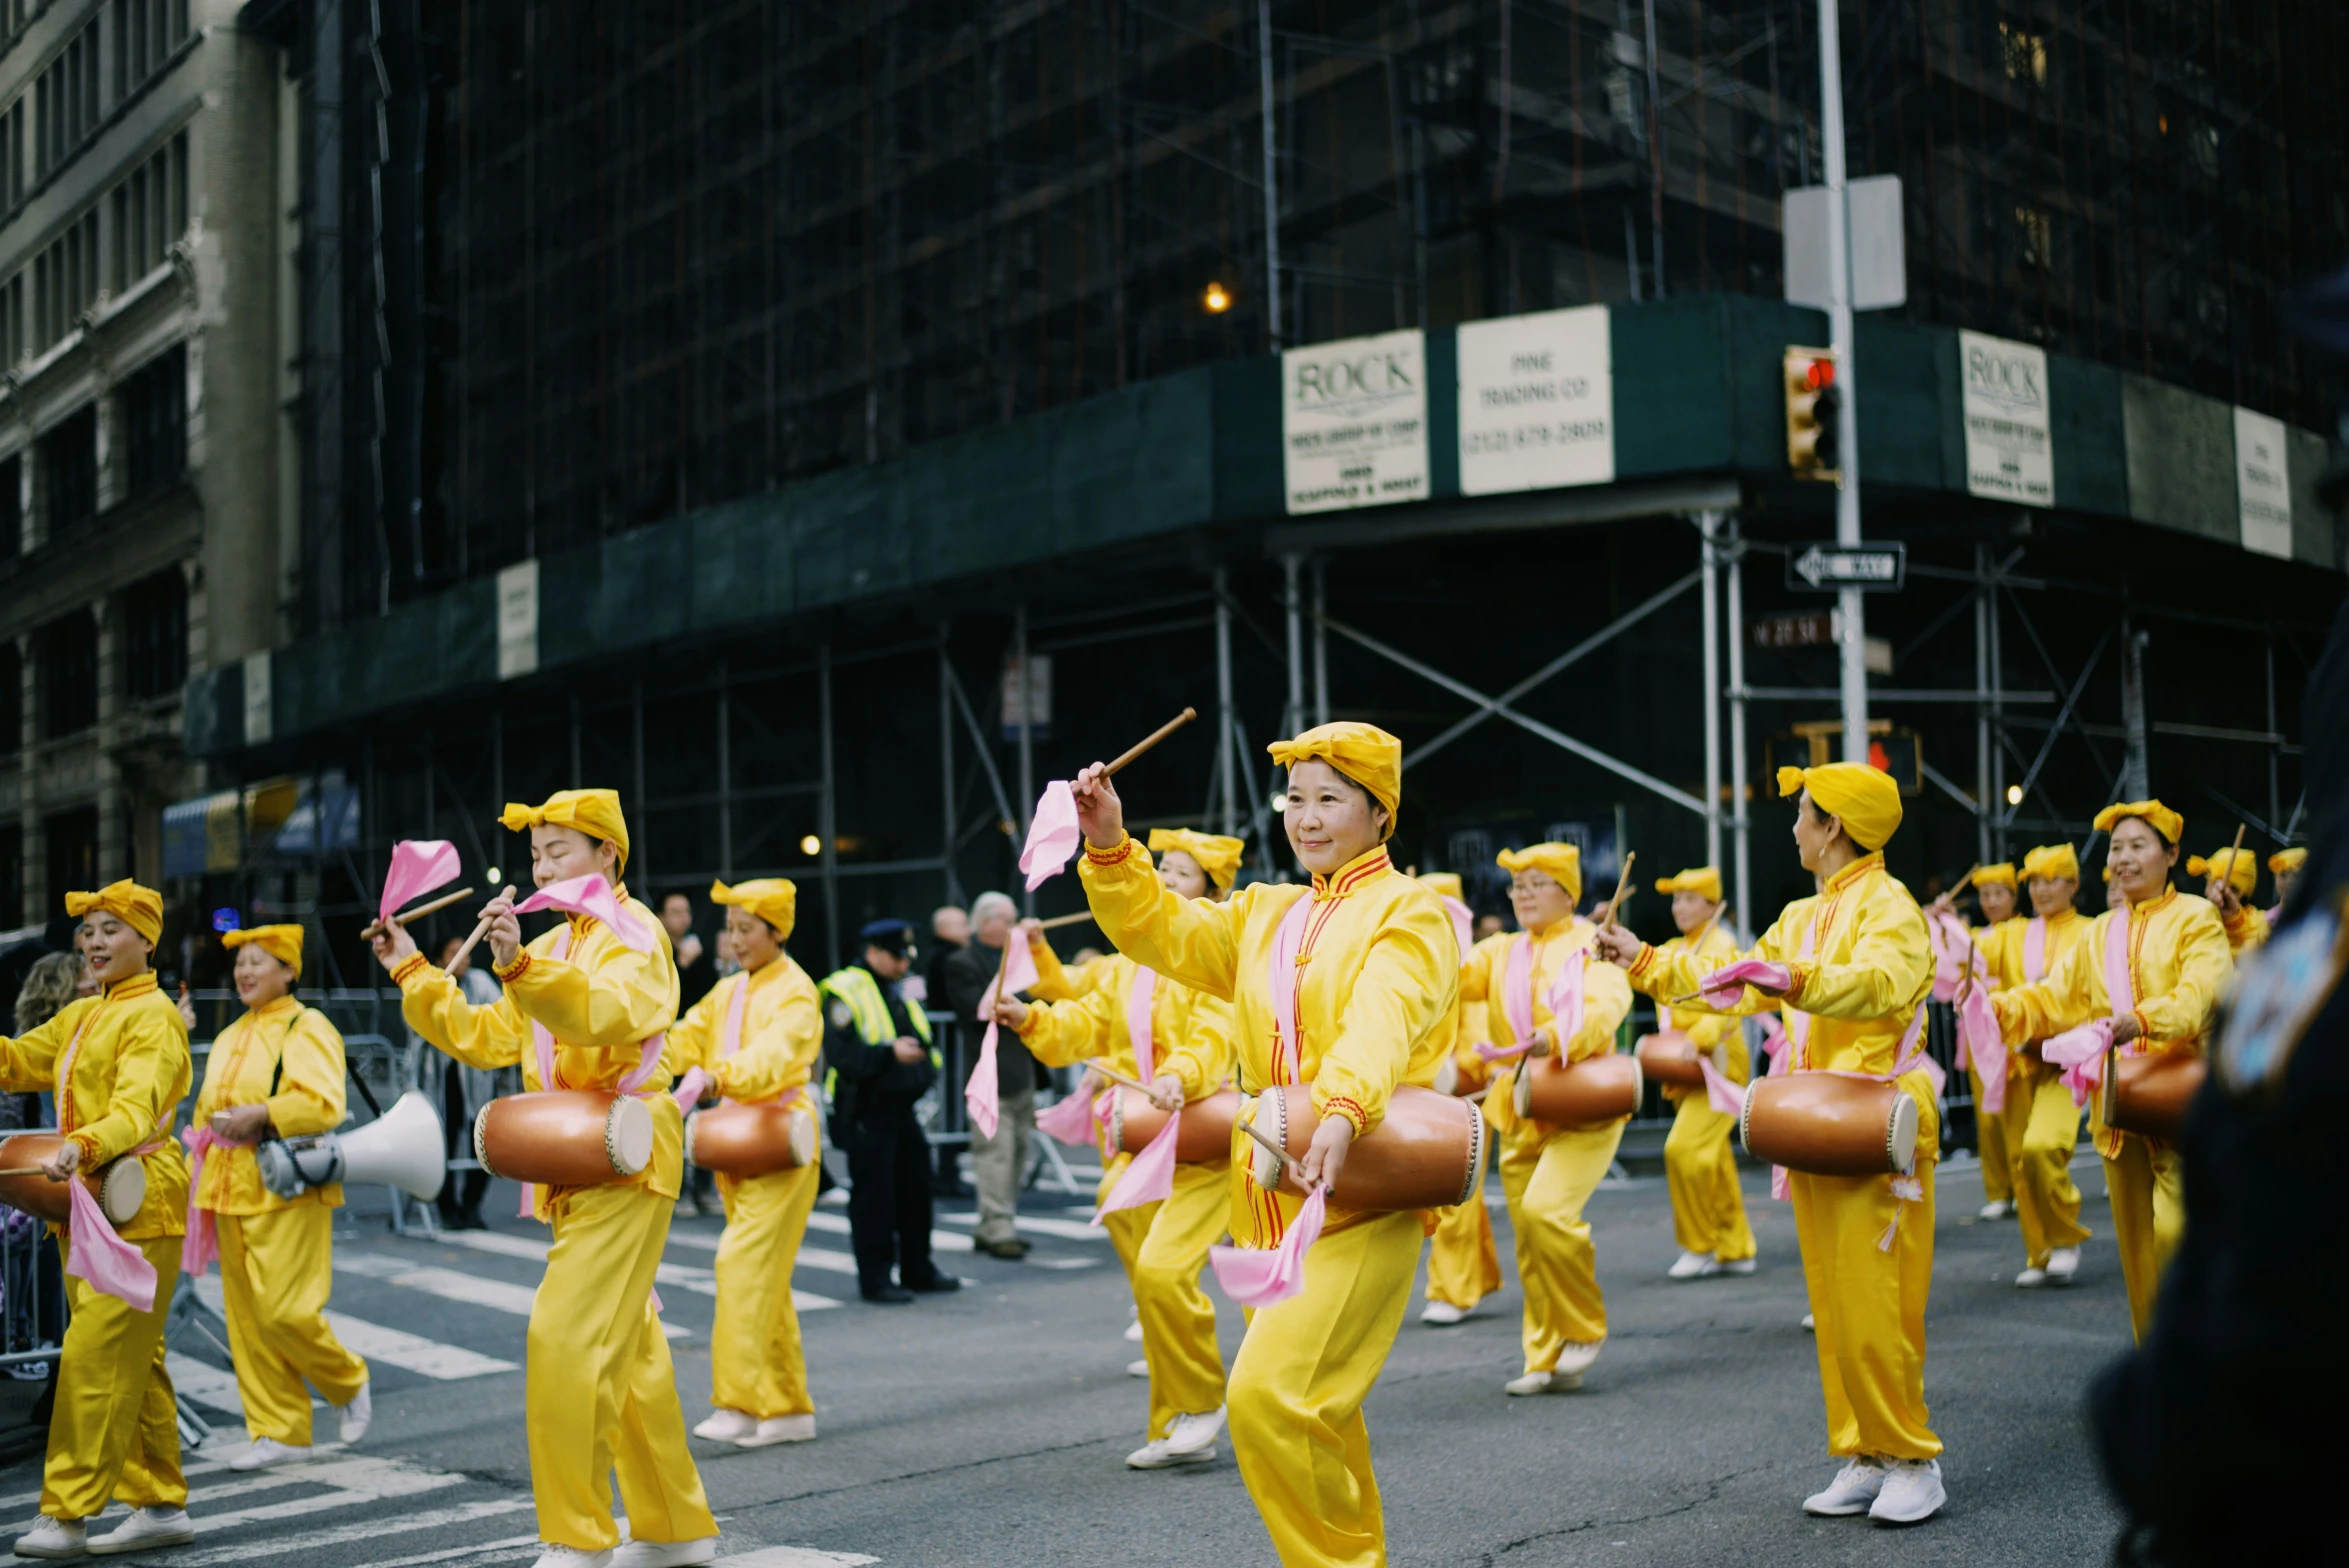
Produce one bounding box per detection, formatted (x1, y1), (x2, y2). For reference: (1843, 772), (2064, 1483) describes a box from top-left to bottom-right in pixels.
(411, 1230), (840, 1312)
(168, 1497), (537, 1565)
(936, 1212), (1110, 1242)
(334, 1254), (689, 1338)
(194, 1271), (519, 1379)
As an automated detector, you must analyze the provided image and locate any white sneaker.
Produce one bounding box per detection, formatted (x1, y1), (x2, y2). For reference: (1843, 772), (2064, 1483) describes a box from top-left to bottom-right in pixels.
(1978, 1199), (2012, 1220)
(1124, 1435), (1216, 1469)
(1720, 1256), (1757, 1275)
(1868, 1457), (1947, 1524)
(229, 1437), (314, 1471)
(1552, 1339), (1604, 1377)
(1667, 1250), (1719, 1280)
(2014, 1267), (2049, 1288)
(610, 1538), (718, 1567)
(1126, 1358), (1149, 1378)
(1123, 1312), (1143, 1344)
(736, 1414), (816, 1447)
(692, 1408), (755, 1442)
(1162, 1407), (1225, 1456)
(1419, 1300), (1468, 1325)
(1802, 1456), (1886, 1516)
(338, 1380), (373, 1444)
(2047, 1246), (2081, 1283)
(1801, 1313), (1815, 1332)
(13, 1514), (87, 1559)
(1505, 1370), (1579, 1395)
(530, 1548), (612, 1568)
(88, 1507), (195, 1556)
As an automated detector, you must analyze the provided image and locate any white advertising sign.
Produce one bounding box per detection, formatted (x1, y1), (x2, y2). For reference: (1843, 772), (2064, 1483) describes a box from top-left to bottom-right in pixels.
(1959, 330), (2053, 507)
(241, 652), (272, 745)
(1457, 306), (1614, 495)
(2233, 406), (2293, 560)
(496, 558), (540, 680)
(1281, 329), (1428, 514)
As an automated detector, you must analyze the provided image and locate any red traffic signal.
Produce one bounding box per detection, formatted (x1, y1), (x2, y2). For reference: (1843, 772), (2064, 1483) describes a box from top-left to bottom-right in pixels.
(1784, 347), (1842, 481)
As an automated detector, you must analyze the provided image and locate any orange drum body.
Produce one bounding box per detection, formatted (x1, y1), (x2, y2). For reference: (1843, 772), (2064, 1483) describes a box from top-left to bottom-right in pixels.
(0, 1134), (144, 1224)
(1740, 1074), (1918, 1176)
(685, 1101), (816, 1177)
(475, 1091), (655, 1188)
(2100, 1048), (2206, 1141)
(1633, 1031), (1710, 1089)
(1246, 1084), (1484, 1211)
(1512, 1051), (1644, 1127)
(1109, 1087), (1241, 1162)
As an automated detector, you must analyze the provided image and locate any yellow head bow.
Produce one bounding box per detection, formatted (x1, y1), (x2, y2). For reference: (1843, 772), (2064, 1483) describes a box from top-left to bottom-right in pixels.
(1652, 866), (1722, 903)
(1775, 762), (1903, 850)
(64, 881), (164, 946)
(2186, 847), (2257, 895)
(710, 878), (796, 941)
(2269, 847), (2308, 875)
(1968, 864), (2018, 890)
(1267, 722), (1403, 836)
(1147, 828), (1246, 890)
(223, 924), (303, 976)
(1415, 871), (1464, 902)
(2092, 799), (2183, 847)
(500, 788), (632, 874)
(1497, 843), (1583, 904)
(2019, 844), (2080, 883)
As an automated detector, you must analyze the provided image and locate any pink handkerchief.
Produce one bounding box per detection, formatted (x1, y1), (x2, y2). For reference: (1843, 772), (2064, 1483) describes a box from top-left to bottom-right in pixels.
(2042, 1019), (2114, 1108)
(66, 1177), (156, 1312)
(1697, 1050), (1745, 1117)
(1036, 1089), (1105, 1145)
(381, 839), (462, 922)
(1960, 984), (2006, 1114)
(1702, 959), (1793, 1010)
(1096, 1110), (1178, 1219)
(514, 875), (655, 951)
(1018, 781), (1082, 892)
(1210, 1185), (1326, 1308)
(965, 939), (1042, 1140)
(1476, 1041), (1531, 1065)
(670, 1065), (712, 1113)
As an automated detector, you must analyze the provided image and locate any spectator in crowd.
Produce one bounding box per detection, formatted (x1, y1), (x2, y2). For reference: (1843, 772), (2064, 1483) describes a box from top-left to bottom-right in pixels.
(1474, 912), (1507, 943)
(944, 892), (1042, 1258)
(415, 936), (508, 1231)
(4, 952), (78, 1369)
(664, 892), (716, 1011)
(921, 905), (969, 1007)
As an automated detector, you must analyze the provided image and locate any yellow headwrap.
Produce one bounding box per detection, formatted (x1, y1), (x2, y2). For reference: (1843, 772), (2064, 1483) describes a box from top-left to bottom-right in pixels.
(65, 881), (163, 947)
(1653, 866), (1722, 902)
(1147, 828), (1246, 891)
(2186, 847), (2257, 895)
(500, 788), (631, 874)
(1497, 843), (1583, 904)
(2092, 799), (2183, 847)
(1416, 871), (1464, 901)
(1968, 864), (2017, 890)
(2019, 844), (2080, 883)
(2269, 847), (2307, 875)
(1267, 722), (1402, 836)
(1776, 762), (1902, 850)
(223, 924), (303, 976)
(710, 878), (796, 941)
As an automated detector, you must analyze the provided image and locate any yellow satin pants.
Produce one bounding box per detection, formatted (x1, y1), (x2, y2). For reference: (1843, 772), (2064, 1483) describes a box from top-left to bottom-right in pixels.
(2104, 1133), (2184, 1343)
(532, 1182), (717, 1551)
(1498, 1117), (1623, 1372)
(1971, 1065), (2018, 1203)
(1227, 1207), (1422, 1568)
(216, 1206), (369, 1444)
(1790, 1163), (1941, 1461)
(2010, 1074), (2090, 1269)
(1662, 1089), (1754, 1262)
(1422, 1130), (1499, 1310)
(44, 1234), (185, 1521)
(1132, 1158), (1229, 1439)
(710, 1154), (822, 1420)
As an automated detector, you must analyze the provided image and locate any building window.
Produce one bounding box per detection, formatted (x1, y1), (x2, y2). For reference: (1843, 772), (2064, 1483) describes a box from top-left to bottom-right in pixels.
(2015, 205), (2052, 270)
(0, 455), (18, 554)
(34, 20), (99, 178)
(0, 822), (19, 929)
(120, 569), (184, 702)
(0, 272), (20, 368)
(114, 0), (189, 102)
(33, 210), (98, 351)
(45, 806), (96, 901)
(110, 132), (186, 292)
(1999, 23), (2048, 88)
(39, 407), (96, 535)
(35, 611), (96, 739)
(0, 98), (23, 215)
(121, 345), (185, 498)
(0, 642), (18, 754)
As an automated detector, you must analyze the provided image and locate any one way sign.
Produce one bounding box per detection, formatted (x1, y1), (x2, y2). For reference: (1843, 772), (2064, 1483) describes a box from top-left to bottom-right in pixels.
(1786, 543), (1907, 592)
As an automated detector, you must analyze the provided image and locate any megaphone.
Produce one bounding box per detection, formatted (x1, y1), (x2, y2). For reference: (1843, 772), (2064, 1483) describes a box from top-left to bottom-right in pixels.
(257, 1089), (446, 1203)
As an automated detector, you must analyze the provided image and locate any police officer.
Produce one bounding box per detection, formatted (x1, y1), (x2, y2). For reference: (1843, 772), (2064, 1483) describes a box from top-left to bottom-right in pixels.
(821, 919), (962, 1304)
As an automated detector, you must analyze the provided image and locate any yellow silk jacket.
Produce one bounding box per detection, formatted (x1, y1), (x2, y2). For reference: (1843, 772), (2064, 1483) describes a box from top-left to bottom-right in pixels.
(662, 955), (823, 1106)
(0, 972), (192, 1240)
(193, 995), (349, 1214)
(1653, 923), (1743, 1100)
(1458, 918), (1633, 1131)
(1018, 951), (1239, 1102)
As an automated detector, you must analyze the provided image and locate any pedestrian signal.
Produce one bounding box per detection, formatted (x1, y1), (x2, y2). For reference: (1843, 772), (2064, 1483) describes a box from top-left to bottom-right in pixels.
(1784, 348), (1841, 482)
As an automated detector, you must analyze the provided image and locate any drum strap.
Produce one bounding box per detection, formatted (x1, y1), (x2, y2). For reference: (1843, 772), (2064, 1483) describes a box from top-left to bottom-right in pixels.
(2024, 918), (2048, 984)
(1268, 894), (1314, 1085)
(1124, 964), (1158, 1084)
(49, 1005), (163, 1309)
(519, 925), (669, 1220)
(707, 970), (801, 1113)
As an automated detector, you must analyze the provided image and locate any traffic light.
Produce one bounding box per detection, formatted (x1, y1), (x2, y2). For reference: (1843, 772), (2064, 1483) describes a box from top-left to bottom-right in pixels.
(1784, 347), (1841, 482)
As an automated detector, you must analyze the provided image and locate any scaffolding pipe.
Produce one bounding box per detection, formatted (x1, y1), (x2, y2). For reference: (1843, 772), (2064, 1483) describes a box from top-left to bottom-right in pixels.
(1726, 523), (1752, 944)
(819, 644), (840, 968)
(2121, 624), (2150, 800)
(1283, 553), (1305, 738)
(1015, 605), (1037, 915)
(1989, 565), (2008, 861)
(1699, 512), (1722, 873)
(631, 681), (646, 884)
(1215, 568), (1238, 838)
(1311, 559), (1329, 725)
(716, 660), (733, 878)
(2265, 624), (2281, 838)
(939, 622), (960, 907)
(1817, 0), (1867, 763)
(1974, 544), (1992, 865)
(1258, 0), (1281, 348)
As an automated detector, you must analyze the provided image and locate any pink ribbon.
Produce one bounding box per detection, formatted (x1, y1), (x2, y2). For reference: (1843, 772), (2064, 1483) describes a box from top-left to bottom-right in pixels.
(1926, 908), (1976, 1004)
(517, 924), (667, 1218)
(964, 937), (1039, 1140)
(1695, 1048), (1745, 1117)
(1699, 958), (1793, 1011)
(670, 1065), (712, 1113)
(1961, 982), (2006, 1114)
(1123, 966), (1158, 1084)
(381, 839), (462, 923)
(1209, 1184), (1326, 1308)
(512, 876), (655, 952)
(1500, 934), (1535, 1046)
(1439, 895), (1473, 963)
(1036, 1088), (1106, 1144)
(1017, 781), (1082, 892)
(2023, 916), (2049, 984)
(1097, 1109), (1178, 1219)
(178, 1124), (245, 1277)
(1268, 892), (1315, 1083)
(1476, 1040), (1530, 1066)
(2041, 1019), (2113, 1107)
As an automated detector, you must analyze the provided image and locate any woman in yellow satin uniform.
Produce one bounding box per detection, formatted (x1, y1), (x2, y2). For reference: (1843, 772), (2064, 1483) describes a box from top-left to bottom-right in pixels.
(1414, 871), (1500, 1325)
(1650, 867), (1751, 1279)
(1456, 844), (1632, 1394)
(999, 828), (1241, 1471)
(192, 924), (372, 1473)
(374, 790), (716, 1568)
(2188, 844), (2266, 955)
(3, 883), (196, 1560)
(1598, 763), (1946, 1525)
(1958, 864), (2025, 1219)
(2268, 846), (2306, 917)
(667, 878), (825, 1451)
(1066, 723), (1455, 1568)
(1990, 802), (2232, 1343)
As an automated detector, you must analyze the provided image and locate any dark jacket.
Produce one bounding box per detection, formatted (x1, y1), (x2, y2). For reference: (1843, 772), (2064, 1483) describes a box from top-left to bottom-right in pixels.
(943, 937), (1048, 1094)
(821, 963), (938, 1127)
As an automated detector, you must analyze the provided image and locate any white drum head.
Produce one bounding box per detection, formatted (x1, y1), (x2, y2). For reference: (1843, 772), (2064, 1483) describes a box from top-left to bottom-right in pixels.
(1887, 1092), (1920, 1174)
(1432, 1056), (1459, 1097)
(98, 1159), (146, 1225)
(787, 1108), (817, 1167)
(1244, 1095), (1284, 1191)
(607, 1097), (656, 1176)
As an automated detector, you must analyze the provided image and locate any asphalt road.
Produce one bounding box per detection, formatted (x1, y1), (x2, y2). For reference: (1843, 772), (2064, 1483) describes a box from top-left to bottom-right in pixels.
(0, 1148), (2131, 1567)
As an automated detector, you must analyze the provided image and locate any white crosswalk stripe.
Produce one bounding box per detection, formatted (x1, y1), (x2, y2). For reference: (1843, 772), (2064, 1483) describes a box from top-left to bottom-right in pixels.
(936, 1210), (1111, 1242)
(166, 1496), (537, 1566)
(190, 1274), (519, 1381)
(333, 1253), (692, 1338)
(425, 1228), (843, 1311)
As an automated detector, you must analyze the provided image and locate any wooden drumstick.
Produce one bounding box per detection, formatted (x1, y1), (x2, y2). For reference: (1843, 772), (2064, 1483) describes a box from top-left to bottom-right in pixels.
(0, 1166), (53, 1179)
(1084, 1059), (1153, 1093)
(1236, 1115), (1311, 1187)
(1032, 910), (1097, 932)
(1104, 708), (1197, 777)
(444, 886), (517, 973)
(1596, 852), (1636, 929)
(359, 885), (477, 942)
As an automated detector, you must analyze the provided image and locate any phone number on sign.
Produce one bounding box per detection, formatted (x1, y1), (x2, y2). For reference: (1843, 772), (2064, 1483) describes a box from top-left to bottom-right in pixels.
(1463, 419), (1608, 455)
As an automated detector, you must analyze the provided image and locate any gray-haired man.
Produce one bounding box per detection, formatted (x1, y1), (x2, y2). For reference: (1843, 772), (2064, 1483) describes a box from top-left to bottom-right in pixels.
(943, 891), (1040, 1257)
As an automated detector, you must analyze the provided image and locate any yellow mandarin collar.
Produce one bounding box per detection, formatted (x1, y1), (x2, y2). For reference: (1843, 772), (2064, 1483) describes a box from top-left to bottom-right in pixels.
(2041, 906), (2083, 927)
(1824, 851), (1884, 895)
(742, 954), (787, 986)
(246, 992), (301, 1019)
(2127, 885), (2177, 920)
(102, 972), (159, 1001)
(565, 881), (630, 935)
(1310, 844), (1393, 901)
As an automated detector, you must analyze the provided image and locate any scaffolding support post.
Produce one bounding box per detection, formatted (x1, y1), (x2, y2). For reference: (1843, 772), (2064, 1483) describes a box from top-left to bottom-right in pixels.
(716, 658), (733, 878)
(819, 643), (840, 969)
(1015, 604), (1036, 915)
(2121, 621), (2150, 800)
(1215, 568), (1238, 838)
(1974, 544), (1992, 865)
(630, 681), (646, 884)
(1311, 558), (1329, 725)
(1817, 0), (1867, 763)
(1725, 518), (1753, 944)
(1283, 553), (1305, 738)
(1989, 557), (2007, 861)
(1698, 511), (1723, 872)
(939, 621), (961, 908)
(2265, 620), (2281, 837)
(1257, 0), (1281, 348)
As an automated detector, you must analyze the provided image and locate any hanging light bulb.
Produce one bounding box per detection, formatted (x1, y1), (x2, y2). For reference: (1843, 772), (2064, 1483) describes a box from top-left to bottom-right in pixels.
(1202, 281), (1232, 314)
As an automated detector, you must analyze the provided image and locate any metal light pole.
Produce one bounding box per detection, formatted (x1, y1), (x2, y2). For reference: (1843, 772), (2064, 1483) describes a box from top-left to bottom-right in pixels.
(1818, 0), (1867, 763)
